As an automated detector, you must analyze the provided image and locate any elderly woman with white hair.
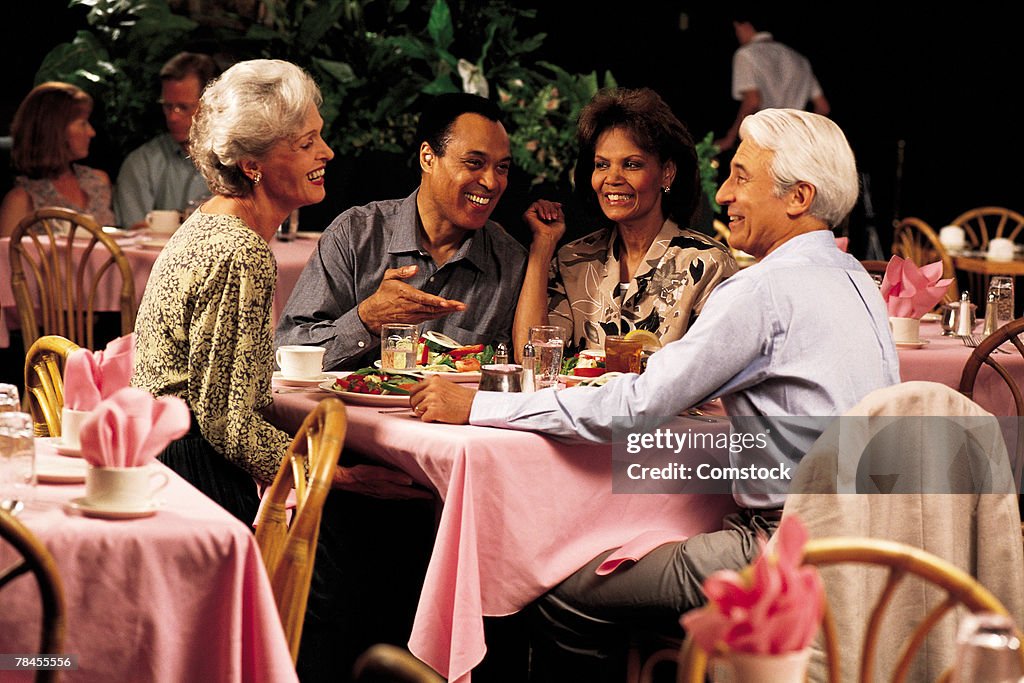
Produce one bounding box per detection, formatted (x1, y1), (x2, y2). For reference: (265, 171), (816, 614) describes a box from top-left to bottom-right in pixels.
(408, 108), (898, 680)
(133, 59), (413, 523)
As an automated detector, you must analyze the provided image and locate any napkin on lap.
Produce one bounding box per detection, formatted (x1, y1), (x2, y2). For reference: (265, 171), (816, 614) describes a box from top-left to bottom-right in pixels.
(78, 387), (190, 468)
(879, 255), (955, 318)
(63, 333), (136, 410)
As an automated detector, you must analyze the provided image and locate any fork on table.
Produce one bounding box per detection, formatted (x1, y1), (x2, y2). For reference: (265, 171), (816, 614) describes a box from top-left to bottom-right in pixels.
(961, 335), (1010, 353)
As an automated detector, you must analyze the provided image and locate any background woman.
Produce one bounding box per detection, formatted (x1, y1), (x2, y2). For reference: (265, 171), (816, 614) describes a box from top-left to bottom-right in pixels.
(0, 82), (114, 236)
(513, 87), (737, 356)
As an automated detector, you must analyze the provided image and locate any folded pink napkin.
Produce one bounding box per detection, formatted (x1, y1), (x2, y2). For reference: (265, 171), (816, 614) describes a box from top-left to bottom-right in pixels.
(879, 255), (954, 318)
(64, 333), (136, 410)
(595, 530), (689, 575)
(834, 236), (849, 252)
(78, 387), (190, 467)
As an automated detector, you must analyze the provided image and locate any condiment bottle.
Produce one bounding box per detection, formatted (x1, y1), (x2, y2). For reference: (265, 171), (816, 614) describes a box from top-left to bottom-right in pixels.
(984, 292), (999, 336)
(493, 342), (509, 365)
(956, 290), (974, 337)
(521, 342), (536, 392)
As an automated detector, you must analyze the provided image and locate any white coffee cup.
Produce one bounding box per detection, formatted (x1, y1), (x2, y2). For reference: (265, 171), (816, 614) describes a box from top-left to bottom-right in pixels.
(889, 316), (922, 343)
(275, 345), (326, 379)
(61, 407), (91, 450)
(987, 237), (1015, 262)
(145, 209), (181, 234)
(85, 465), (169, 509)
(939, 225), (966, 252)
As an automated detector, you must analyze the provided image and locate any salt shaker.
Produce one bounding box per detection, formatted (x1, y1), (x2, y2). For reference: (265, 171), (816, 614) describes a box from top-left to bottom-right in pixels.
(493, 342), (509, 366)
(956, 291), (973, 337)
(984, 291), (999, 336)
(521, 342), (536, 392)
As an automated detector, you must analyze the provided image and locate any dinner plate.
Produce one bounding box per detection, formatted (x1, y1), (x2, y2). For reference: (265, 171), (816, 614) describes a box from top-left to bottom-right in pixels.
(65, 497), (162, 519)
(371, 360), (481, 383)
(137, 235), (170, 249)
(318, 379), (410, 406)
(273, 371), (334, 387)
(895, 339), (930, 349)
(37, 436), (83, 457)
(921, 312), (942, 323)
(36, 455), (87, 484)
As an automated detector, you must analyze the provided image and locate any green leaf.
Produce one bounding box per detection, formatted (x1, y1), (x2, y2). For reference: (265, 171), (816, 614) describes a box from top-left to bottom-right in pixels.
(297, 0), (346, 47)
(422, 73), (459, 95)
(313, 58), (357, 84)
(427, 0), (454, 51)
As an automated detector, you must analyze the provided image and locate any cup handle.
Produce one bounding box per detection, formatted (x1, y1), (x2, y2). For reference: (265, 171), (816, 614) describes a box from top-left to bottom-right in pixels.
(149, 470), (170, 495)
(144, 211), (154, 227)
(275, 348), (283, 369)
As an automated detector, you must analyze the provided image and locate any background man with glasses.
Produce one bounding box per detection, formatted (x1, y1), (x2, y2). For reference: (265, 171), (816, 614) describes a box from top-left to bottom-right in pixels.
(113, 51), (218, 228)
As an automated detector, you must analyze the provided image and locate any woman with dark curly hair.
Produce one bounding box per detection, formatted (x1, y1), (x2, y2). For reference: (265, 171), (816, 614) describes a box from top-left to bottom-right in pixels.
(512, 87), (737, 356)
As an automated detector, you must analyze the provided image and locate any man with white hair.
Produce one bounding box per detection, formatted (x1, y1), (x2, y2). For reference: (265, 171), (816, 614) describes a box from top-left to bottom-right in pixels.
(409, 109), (899, 678)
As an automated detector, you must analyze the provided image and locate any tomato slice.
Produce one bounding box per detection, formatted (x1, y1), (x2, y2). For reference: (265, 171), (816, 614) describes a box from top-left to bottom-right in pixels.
(573, 366), (606, 377)
(450, 344), (485, 360)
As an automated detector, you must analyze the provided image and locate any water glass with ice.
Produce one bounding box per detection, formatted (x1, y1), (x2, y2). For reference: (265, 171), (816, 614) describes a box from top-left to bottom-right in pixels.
(380, 323), (420, 372)
(0, 383), (19, 413)
(528, 325), (565, 390)
(0, 412), (35, 515)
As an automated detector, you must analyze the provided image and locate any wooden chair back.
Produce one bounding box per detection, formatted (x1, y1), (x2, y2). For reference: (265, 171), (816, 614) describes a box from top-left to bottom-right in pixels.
(951, 206), (1024, 250)
(0, 510), (66, 682)
(9, 207), (136, 356)
(23, 335), (81, 438)
(891, 216), (957, 305)
(677, 537), (1022, 683)
(255, 397), (347, 663)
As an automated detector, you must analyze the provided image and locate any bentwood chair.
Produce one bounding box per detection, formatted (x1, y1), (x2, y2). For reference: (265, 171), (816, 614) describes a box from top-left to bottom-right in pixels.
(9, 207), (136, 356)
(352, 643), (445, 683)
(891, 216), (957, 305)
(0, 510), (66, 683)
(255, 397), (347, 663)
(23, 335), (80, 438)
(950, 206), (1024, 250)
(677, 537), (1024, 683)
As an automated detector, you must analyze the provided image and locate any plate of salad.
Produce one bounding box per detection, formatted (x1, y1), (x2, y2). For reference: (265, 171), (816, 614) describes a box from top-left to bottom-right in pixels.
(319, 369), (417, 406)
(373, 331), (493, 382)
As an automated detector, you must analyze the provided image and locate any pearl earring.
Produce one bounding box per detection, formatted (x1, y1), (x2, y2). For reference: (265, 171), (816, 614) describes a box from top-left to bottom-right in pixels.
(662, 185), (671, 194)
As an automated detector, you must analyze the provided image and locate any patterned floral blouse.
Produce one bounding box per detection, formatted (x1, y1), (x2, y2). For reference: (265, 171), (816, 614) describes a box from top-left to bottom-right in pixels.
(549, 220), (738, 354)
(132, 211), (290, 483)
(16, 164), (116, 226)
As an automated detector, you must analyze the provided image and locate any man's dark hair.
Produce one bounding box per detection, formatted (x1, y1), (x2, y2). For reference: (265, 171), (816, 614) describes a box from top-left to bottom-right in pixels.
(160, 52), (219, 89)
(414, 93), (503, 157)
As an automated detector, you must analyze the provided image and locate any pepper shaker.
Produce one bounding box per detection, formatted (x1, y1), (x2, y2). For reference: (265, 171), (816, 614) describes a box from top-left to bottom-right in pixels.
(984, 292), (999, 336)
(493, 342), (509, 365)
(521, 342), (536, 392)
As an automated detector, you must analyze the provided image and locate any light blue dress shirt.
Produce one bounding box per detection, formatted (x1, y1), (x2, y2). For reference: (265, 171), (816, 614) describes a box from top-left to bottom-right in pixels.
(471, 230), (901, 506)
(114, 133), (209, 227)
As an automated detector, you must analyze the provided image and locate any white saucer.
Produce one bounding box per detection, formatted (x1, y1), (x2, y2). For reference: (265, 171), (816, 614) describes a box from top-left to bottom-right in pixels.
(895, 339), (930, 349)
(921, 312), (942, 323)
(36, 455), (87, 483)
(65, 497), (162, 519)
(273, 371), (333, 387)
(54, 441), (83, 457)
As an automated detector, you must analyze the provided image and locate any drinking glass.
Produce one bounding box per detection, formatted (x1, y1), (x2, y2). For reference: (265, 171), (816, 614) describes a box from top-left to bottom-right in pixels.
(0, 383), (19, 413)
(528, 325), (565, 390)
(604, 335), (643, 373)
(951, 612), (1024, 682)
(277, 208), (300, 241)
(988, 276), (1015, 329)
(0, 412), (35, 515)
(380, 323), (420, 372)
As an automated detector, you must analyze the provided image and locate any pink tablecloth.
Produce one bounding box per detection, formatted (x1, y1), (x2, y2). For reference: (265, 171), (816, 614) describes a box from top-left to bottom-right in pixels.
(265, 392), (736, 682)
(0, 233), (318, 348)
(897, 319), (1024, 415)
(0, 443), (297, 683)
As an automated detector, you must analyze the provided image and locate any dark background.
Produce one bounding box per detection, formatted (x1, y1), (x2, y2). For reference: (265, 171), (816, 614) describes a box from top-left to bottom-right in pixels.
(3, 3), (1021, 258)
